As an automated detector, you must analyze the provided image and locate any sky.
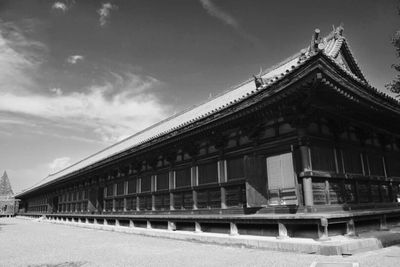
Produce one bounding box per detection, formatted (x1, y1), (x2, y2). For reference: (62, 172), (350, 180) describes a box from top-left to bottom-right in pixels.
(0, 0), (399, 193)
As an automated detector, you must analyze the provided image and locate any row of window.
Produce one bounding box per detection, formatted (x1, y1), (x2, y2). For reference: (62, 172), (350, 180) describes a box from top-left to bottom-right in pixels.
(104, 158), (245, 197)
(55, 184), (246, 213)
(59, 190), (88, 203)
(27, 197), (47, 206)
(27, 206), (48, 213)
(311, 179), (400, 205)
(310, 146), (400, 177)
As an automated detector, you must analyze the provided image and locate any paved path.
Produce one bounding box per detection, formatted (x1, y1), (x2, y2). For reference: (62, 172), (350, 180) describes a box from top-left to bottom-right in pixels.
(1, 218), (400, 267)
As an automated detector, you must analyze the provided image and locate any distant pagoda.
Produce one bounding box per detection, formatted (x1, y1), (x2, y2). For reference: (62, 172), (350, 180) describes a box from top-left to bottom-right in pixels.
(0, 171), (14, 198)
(0, 171), (17, 216)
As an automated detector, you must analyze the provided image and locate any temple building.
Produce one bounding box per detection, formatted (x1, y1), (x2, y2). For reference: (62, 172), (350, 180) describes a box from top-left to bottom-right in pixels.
(0, 171), (17, 216)
(15, 27), (400, 239)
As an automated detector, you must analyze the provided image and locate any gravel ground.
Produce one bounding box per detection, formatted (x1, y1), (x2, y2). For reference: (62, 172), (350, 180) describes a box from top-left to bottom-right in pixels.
(1, 218), (400, 267)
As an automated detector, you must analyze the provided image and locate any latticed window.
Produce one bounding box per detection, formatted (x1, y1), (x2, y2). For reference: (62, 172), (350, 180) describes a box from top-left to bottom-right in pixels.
(154, 193), (170, 210)
(342, 149), (363, 174)
(175, 168), (191, 188)
(116, 182), (125, 195)
(82, 201), (88, 211)
(311, 146), (336, 172)
(368, 154), (385, 176)
(128, 179), (137, 194)
(157, 172), (169, 191)
(173, 191), (193, 210)
(105, 199), (113, 211)
(126, 197), (137, 210)
(226, 157), (245, 181)
(138, 195), (152, 210)
(115, 198), (124, 211)
(197, 188), (221, 209)
(198, 162), (218, 185)
(106, 184), (114, 196)
(141, 176), (151, 192)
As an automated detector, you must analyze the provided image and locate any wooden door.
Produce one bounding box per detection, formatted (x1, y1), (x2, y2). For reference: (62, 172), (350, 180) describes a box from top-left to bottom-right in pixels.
(266, 152), (298, 205)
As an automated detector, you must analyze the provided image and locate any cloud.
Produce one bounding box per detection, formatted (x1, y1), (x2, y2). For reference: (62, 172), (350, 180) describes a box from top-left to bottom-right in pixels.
(0, 20), (47, 93)
(0, 76), (168, 143)
(48, 157), (72, 173)
(199, 0), (259, 45)
(0, 20), (170, 144)
(199, 0), (238, 28)
(67, 54), (84, 64)
(52, 2), (68, 12)
(98, 3), (118, 27)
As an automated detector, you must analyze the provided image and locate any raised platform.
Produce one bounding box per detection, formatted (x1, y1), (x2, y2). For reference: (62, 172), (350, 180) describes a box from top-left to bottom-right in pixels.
(19, 215), (400, 256)
(18, 207), (400, 254)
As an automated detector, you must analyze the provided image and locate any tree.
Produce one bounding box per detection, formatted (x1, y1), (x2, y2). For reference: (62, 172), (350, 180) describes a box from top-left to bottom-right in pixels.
(386, 22), (400, 95)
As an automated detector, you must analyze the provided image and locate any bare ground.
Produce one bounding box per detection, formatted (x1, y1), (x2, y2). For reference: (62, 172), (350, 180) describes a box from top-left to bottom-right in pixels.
(1, 217), (400, 267)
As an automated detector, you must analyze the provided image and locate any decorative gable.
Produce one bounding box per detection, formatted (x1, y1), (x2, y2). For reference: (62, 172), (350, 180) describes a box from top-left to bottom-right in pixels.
(333, 45), (367, 82)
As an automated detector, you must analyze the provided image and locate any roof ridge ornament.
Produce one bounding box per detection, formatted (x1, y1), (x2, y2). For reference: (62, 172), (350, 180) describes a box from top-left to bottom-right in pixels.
(335, 23), (344, 37)
(253, 67), (266, 89)
(310, 28), (327, 54)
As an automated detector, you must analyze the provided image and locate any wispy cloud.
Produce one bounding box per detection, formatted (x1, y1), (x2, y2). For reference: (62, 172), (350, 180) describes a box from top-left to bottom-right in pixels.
(199, 0), (259, 45)
(52, 2), (68, 12)
(98, 3), (118, 27)
(48, 157), (72, 173)
(200, 0), (238, 28)
(67, 54), (84, 64)
(0, 77), (168, 143)
(0, 20), (47, 93)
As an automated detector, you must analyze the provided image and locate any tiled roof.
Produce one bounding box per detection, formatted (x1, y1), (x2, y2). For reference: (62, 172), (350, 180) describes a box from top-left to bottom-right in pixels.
(17, 26), (398, 196)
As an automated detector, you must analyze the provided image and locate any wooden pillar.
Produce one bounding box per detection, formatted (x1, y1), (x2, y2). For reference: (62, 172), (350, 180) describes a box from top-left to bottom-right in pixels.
(136, 196), (140, 211)
(230, 222), (238, 235)
(195, 222), (202, 233)
(136, 178), (141, 211)
(191, 166), (198, 210)
(318, 218), (330, 241)
(169, 171), (175, 210)
(123, 198), (127, 212)
(346, 218), (356, 236)
(299, 128), (313, 207)
(152, 195), (156, 211)
(380, 215), (388, 231)
(218, 160), (227, 209)
(169, 193), (175, 210)
(123, 181), (128, 212)
(277, 223), (289, 239)
(112, 183), (116, 212)
(151, 175), (156, 211)
(168, 221), (176, 231)
(221, 187), (227, 209)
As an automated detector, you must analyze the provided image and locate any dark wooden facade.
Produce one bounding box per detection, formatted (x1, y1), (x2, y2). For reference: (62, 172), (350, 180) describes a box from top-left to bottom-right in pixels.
(16, 28), (400, 238)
